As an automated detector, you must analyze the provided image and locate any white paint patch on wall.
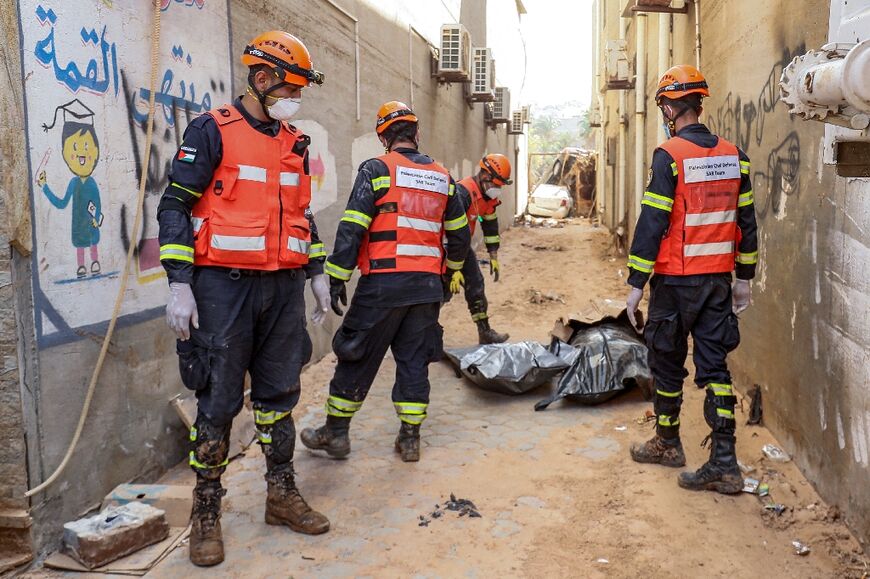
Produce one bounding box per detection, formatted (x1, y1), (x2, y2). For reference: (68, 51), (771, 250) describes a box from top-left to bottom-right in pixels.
(790, 302), (797, 342)
(837, 408), (846, 450)
(819, 392), (827, 431)
(351, 132), (383, 186)
(293, 120), (338, 214)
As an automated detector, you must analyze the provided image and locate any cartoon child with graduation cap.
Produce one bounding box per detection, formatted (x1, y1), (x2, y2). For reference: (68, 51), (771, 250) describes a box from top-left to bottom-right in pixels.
(38, 99), (104, 279)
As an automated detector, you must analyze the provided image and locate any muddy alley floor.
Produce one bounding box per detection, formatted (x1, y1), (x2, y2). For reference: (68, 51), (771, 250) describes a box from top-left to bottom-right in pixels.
(39, 221), (867, 578)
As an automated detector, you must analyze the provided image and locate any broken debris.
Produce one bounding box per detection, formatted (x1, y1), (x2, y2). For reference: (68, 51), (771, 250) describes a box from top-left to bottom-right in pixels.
(528, 289), (566, 304)
(762, 444), (791, 463)
(746, 384), (763, 425)
(62, 502), (169, 570)
(792, 540), (811, 556)
(419, 494), (482, 527)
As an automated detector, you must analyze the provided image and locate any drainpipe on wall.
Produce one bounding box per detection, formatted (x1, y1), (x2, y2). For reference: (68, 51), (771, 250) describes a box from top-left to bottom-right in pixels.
(617, 17), (629, 231)
(693, 0), (701, 70)
(635, 14), (648, 212)
(324, 0), (361, 121)
(594, 0), (606, 218)
(657, 12), (670, 143)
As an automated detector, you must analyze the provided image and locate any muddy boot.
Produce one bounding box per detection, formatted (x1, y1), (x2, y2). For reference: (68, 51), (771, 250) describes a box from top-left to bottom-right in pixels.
(678, 434), (742, 494)
(265, 468), (330, 534)
(630, 434), (686, 467)
(395, 422), (421, 462)
(476, 319), (509, 344)
(300, 415), (351, 459)
(189, 480), (226, 567)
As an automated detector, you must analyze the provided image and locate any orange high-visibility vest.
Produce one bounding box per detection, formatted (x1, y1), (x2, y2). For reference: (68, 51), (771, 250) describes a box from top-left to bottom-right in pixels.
(358, 151), (450, 275)
(654, 136), (742, 275)
(459, 176), (500, 236)
(191, 105), (312, 270)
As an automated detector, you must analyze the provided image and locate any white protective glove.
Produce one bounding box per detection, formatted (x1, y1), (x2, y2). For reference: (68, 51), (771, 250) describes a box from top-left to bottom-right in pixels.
(732, 279), (751, 315)
(166, 282), (199, 340)
(626, 286), (644, 330)
(310, 274), (331, 325)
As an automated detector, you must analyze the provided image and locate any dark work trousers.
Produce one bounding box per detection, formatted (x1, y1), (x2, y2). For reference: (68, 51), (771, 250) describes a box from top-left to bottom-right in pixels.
(644, 274), (740, 439)
(442, 249), (488, 321)
(326, 300), (442, 425)
(178, 267), (312, 426)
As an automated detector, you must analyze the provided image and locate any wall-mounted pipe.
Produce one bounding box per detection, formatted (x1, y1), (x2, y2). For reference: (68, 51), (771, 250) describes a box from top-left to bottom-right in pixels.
(617, 17), (629, 227)
(635, 14), (648, 213)
(693, 0), (702, 69)
(657, 12), (670, 142)
(324, 0), (360, 121)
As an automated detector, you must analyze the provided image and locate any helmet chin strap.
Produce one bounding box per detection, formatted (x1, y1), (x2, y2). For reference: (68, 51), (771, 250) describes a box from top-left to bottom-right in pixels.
(662, 100), (694, 134)
(247, 69), (289, 118)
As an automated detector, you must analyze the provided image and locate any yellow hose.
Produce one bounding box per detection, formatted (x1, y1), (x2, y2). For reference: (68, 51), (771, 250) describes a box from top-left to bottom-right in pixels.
(26, 0), (162, 498)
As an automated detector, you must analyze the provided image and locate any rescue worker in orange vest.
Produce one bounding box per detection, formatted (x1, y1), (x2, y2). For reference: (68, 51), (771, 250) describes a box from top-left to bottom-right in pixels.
(625, 65), (758, 494)
(300, 101), (471, 462)
(448, 154), (512, 344)
(158, 31), (332, 566)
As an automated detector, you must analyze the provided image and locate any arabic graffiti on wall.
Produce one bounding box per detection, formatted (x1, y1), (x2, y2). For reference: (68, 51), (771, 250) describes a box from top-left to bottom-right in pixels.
(20, 1), (231, 346)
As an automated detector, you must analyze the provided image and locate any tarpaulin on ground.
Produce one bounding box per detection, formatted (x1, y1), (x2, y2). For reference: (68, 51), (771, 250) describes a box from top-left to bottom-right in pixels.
(444, 341), (570, 395)
(535, 309), (653, 409)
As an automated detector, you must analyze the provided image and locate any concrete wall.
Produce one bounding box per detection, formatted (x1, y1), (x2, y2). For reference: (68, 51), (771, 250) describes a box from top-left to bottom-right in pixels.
(2, 0), (524, 558)
(595, 0), (870, 549)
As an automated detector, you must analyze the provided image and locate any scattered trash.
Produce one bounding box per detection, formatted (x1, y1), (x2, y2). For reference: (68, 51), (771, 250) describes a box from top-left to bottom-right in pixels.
(738, 460), (756, 475)
(62, 502), (170, 570)
(764, 502), (787, 516)
(614, 426), (628, 431)
(521, 242), (565, 252)
(536, 310), (652, 410)
(523, 214), (568, 228)
(792, 540), (811, 556)
(758, 483), (770, 497)
(743, 478), (761, 494)
(302, 555), (315, 561)
(596, 558), (610, 564)
(747, 384), (763, 425)
(446, 493), (482, 518)
(420, 494), (482, 526)
(762, 444), (791, 462)
(102, 484), (192, 528)
(444, 342), (571, 395)
(636, 410), (656, 425)
(528, 289), (566, 304)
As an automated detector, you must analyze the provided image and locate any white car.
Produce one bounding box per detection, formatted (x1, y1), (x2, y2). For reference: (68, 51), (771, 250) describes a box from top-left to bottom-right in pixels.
(527, 183), (573, 219)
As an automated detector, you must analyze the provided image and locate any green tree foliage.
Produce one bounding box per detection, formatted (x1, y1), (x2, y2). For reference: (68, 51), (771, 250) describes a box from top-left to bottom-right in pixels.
(528, 105), (594, 185)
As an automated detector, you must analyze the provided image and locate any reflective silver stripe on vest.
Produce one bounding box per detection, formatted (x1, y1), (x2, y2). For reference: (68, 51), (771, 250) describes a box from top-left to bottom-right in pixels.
(287, 236), (311, 254)
(280, 172), (300, 186)
(211, 235), (266, 251)
(237, 164), (267, 183)
(685, 209), (737, 227)
(396, 244), (441, 258)
(684, 241), (734, 257)
(397, 216), (441, 233)
(192, 217), (204, 234)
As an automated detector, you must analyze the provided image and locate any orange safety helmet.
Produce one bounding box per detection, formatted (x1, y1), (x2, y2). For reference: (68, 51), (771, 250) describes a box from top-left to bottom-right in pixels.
(655, 64), (709, 104)
(242, 31), (324, 87)
(376, 101), (418, 135)
(480, 153), (513, 186)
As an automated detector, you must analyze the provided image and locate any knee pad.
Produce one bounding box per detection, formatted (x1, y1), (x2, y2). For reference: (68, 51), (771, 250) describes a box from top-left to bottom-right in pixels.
(189, 415), (231, 480)
(254, 408), (295, 465)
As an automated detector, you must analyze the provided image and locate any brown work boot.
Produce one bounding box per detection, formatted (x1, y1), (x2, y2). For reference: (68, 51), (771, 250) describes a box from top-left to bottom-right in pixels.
(189, 482), (226, 567)
(300, 420), (350, 459)
(476, 319), (509, 344)
(630, 435), (686, 467)
(395, 422), (421, 462)
(678, 433), (742, 494)
(265, 471), (330, 535)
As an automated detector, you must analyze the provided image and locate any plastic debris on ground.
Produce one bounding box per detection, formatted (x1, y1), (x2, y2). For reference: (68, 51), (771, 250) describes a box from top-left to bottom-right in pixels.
(792, 540), (811, 556)
(419, 494), (482, 527)
(528, 288), (566, 304)
(762, 444), (791, 462)
(535, 307), (652, 410)
(746, 384), (763, 425)
(444, 341), (571, 395)
(743, 478), (761, 494)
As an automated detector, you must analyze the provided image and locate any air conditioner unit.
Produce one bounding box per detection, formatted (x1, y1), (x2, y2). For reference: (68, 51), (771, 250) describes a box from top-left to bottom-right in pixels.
(490, 87), (510, 124)
(469, 47), (496, 101)
(509, 111), (524, 134)
(438, 24), (472, 81)
(604, 39), (632, 90)
(521, 105), (531, 124)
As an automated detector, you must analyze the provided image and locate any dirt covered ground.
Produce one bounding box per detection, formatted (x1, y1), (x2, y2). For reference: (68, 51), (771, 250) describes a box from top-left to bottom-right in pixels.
(34, 220), (868, 578)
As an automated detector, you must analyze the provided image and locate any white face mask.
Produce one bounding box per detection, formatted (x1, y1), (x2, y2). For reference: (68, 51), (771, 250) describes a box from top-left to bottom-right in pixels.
(266, 97), (301, 121)
(484, 187), (502, 200)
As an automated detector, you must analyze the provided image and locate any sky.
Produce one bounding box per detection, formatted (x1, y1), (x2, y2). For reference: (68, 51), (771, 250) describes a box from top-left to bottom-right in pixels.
(490, 0), (596, 109)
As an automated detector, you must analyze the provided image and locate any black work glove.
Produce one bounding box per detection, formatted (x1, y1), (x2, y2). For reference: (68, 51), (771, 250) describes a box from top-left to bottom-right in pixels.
(329, 277), (348, 316)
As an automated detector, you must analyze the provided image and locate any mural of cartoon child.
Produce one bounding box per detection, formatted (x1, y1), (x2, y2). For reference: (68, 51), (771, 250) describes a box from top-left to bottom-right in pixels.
(38, 99), (105, 279)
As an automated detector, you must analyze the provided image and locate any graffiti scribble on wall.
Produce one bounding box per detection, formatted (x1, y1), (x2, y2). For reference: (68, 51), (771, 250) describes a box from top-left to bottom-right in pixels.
(706, 46), (806, 221)
(20, 1), (230, 345)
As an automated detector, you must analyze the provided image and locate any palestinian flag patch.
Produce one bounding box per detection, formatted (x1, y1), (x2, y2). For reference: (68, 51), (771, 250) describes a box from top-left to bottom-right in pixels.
(178, 146), (197, 163)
